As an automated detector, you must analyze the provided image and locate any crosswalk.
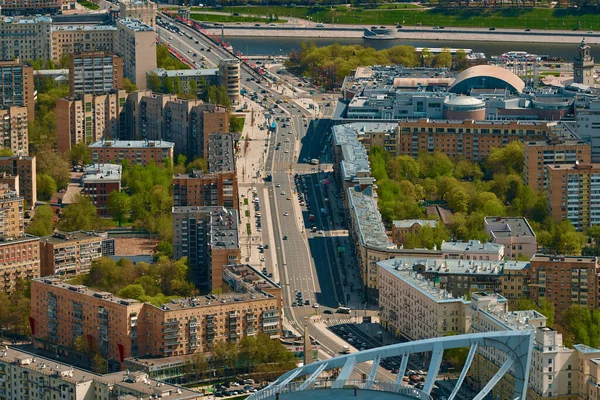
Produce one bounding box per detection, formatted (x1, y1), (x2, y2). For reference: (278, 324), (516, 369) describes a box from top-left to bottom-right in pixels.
(319, 317), (355, 325)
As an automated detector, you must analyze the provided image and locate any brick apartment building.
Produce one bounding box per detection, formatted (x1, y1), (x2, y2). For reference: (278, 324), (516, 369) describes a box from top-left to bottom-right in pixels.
(0, 60), (34, 122)
(173, 170), (238, 210)
(81, 164), (122, 217)
(0, 106), (29, 156)
(89, 139), (174, 166)
(0, 235), (40, 292)
(0, 184), (23, 238)
(0, 155), (36, 209)
(69, 51), (124, 96)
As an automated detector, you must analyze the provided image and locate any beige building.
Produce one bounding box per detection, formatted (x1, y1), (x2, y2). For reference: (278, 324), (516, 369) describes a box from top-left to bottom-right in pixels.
(0, 106), (29, 156)
(119, 0), (158, 29)
(0, 346), (201, 400)
(56, 90), (127, 153)
(378, 258), (471, 341)
(0, 184), (23, 238)
(116, 19), (157, 90)
(524, 138), (590, 192)
(173, 169), (239, 210)
(30, 267), (281, 366)
(391, 219), (437, 246)
(0, 0), (61, 14)
(0, 16), (52, 61)
(484, 216), (538, 260)
(498, 262), (530, 308)
(0, 156), (36, 209)
(89, 139), (174, 166)
(546, 162), (600, 230)
(69, 51), (124, 96)
(219, 59), (241, 105)
(51, 25), (117, 63)
(0, 235), (40, 292)
(0, 61), (35, 122)
(39, 231), (108, 277)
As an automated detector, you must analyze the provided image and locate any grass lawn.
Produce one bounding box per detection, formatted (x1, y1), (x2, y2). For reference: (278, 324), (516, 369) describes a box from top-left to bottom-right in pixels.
(246, 223), (252, 235)
(198, 5), (600, 30)
(244, 198), (249, 205)
(78, 0), (100, 10)
(189, 12), (286, 24)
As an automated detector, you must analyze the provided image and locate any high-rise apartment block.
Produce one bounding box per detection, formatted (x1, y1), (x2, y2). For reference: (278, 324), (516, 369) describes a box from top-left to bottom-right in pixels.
(39, 231), (111, 277)
(576, 100), (600, 162)
(89, 139), (174, 166)
(523, 138), (590, 192)
(0, 0), (61, 15)
(0, 156), (36, 209)
(0, 61), (34, 122)
(0, 106), (29, 156)
(172, 206), (241, 292)
(30, 268), (281, 365)
(484, 216), (538, 260)
(119, 0), (158, 29)
(69, 51), (124, 96)
(219, 59), (241, 105)
(546, 162), (600, 230)
(0, 16), (52, 61)
(173, 170), (238, 210)
(116, 19), (156, 90)
(207, 133), (236, 174)
(51, 25), (117, 63)
(0, 184), (23, 238)
(529, 255), (599, 317)
(0, 235), (40, 292)
(81, 164), (122, 217)
(56, 90), (127, 153)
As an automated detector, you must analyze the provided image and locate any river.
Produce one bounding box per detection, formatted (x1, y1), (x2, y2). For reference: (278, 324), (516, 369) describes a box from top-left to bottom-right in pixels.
(225, 36), (587, 60)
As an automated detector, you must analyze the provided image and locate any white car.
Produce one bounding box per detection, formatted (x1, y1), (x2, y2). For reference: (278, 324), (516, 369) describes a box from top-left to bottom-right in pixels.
(283, 212), (289, 216)
(313, 303), (319, 308)
(280, 191), (285, 195)
(275, 183), (281, 187)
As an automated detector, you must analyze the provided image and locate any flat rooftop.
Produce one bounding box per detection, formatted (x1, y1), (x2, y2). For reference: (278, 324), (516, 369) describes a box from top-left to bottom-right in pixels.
(392, 220), (437, 229)
(149, 67), (219, 78)
(0, 234), (40, 246)
(380, 256), (527, 277)
(82, 163), (122, 183)
(158, 290), (275, 311)
(117, 18), (154, 32)
(530, 254), (598, 264)
(484, 216), (536, 239)
(347, 185), (395, 250)
(332, 124), (371, 182)
(39, 231), (107, 245)
(441, 240), (504, 255)
(172, 206), (239, 250)
(90, 139), (175, 149)
(52, 24), (116, 31)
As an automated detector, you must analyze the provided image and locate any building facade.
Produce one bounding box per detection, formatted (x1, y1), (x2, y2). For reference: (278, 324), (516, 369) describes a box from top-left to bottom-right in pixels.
(0, 16), (52, 61)
(391, 219), (437, 245)
(0, 61), (34, 122)
(81, 164), (122, 217)
(51, 25), (117, 63)
(172, 206), (240, 292)
(484, 216), (538, 260)
(219, 59), (241, 105)
(119, 0), (158, 29)
(0, 0), (61, 14)
(173, 170), (238, 210)
(116, 19), (156, 90)
(89, 139), (174, 166)
(56, 90), (127, 153)
(0, 235), (40, 292)
(576, 100), (600, 162)
(574, 39), (595, 86)
(529, 255), (599, 317)
(0, 106), (29, 156)
(39, 231), (108, 277)
(0, 156), (36, 209)
(0, 184), (23, 238)
(69, 51), (124, 96)
(546, 162), (600, 230)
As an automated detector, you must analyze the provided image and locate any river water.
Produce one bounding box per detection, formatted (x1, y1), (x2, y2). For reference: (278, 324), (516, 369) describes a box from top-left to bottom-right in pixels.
(225, 36), (587, 60)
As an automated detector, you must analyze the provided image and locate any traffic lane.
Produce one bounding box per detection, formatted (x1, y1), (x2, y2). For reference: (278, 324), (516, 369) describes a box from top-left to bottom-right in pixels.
(305, 236), (338, 308)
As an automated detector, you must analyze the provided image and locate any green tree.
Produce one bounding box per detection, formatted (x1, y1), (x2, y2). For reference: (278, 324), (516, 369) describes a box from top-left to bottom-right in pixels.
(164, 76), (174, 94)
(36, 148), (71, 190)
(118, 284), (145, 299)
(123, 78), (138, 93)
(59, 53), (70, 69)
(516, 298), (555, 326)
(36, 174), (57, 201)
(454, 49), (472, 71)
(420, 48), (434, 67)
(188, 79), (198, 98)
(206, 85), (217, 103)
(186, 157), (208, 173)
(0, 147), (13, 156)
(107, 190), (131, 227)
(57, 194), (103, 232)
(73, 335), (92, 354)
(91, 353), (107, 374)
(147, 72), (162, 93)
(67, 141), (91, 167)
(217, 85), (231, 109)
(230, 115), (244, 132)
(26, 204), (54, 236)
(174, 76), (182, 95)
(487, 141), (524, 175)
(434, 49), (453, 68)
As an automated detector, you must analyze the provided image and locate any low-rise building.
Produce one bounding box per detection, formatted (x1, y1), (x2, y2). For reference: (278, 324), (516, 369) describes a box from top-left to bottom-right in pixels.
(0, 184), (23, 238)
(0, 156), (36, 209)
(0, 235), (40, 292)
(81, 164), (122, 217)
(378, 258), (470, 341)
(484, 216), (538, 260)
(441, 239), (505, 261)
(173, 169), (238, 210)
(89, 139), (174, 166)
(39, 231), (110, 277)
(391, 219), (437, 246)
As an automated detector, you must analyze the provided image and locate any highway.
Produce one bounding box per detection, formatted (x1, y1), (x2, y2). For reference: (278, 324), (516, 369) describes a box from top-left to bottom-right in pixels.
(161, 14), (396, 381)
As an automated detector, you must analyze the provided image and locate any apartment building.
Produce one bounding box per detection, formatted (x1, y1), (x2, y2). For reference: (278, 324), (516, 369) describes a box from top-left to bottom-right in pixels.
(391, 219), (437, 246)
(576, 100), (600, 162)
(0, 16), (52, 61)
(546, 162), (600, 230)
(219, 59), (241, 104)
(0, 348), (201, 400)
(30, 271), (281, 365)
(89, 139), (174, 166)
(484, 216), (538, 260)
(440, 239), (505, 261)
(124, 90), (173, 141)
(39, 231), (109, 277)
(331, 123), (375, 190)
(0, 0), (61, 14)
(173, 170), (238, 210)
(207, 133), (236, 174)
(69, 52), (124, 96)
(529, 255), (599, 317)
(524, 138), (591, 192)
(81, 164), (122, 217)
(393, 119), (555, 161)
(0, 185), (23, 238)
(172, 206), (241, 292)
(378, 258), (470, 341)
(0, 156), (36, 209)
(51, 25), (117, 63)
(0, 235), (40, 292)
(119, 0), (158, 29)
(148, 67), (220, 97)
(498, 261), (530, 308)
(56, 90), (127, 153)
(0, 173), (17, 196)
(116, 19), (157, 90)
(469, 292), (577, 400)
(0, 61), (34, 122)
(0, 106), (29, 156)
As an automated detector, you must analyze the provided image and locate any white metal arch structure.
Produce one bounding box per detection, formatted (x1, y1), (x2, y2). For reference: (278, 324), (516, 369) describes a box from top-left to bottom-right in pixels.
(248, 330), (534, 400)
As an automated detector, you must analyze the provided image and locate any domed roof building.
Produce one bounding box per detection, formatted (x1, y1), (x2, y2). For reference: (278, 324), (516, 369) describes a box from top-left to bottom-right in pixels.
(449, 65), (525, 94)
(443, 95), (486, 120)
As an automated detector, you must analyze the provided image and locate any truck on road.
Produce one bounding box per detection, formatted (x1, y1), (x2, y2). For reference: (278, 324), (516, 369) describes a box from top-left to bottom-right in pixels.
(310, 158), (319, 165)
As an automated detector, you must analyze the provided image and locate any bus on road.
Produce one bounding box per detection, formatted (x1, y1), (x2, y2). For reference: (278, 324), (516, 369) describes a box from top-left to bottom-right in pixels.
(337, 306), (351, 314)
(310, 158), (319, 165)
